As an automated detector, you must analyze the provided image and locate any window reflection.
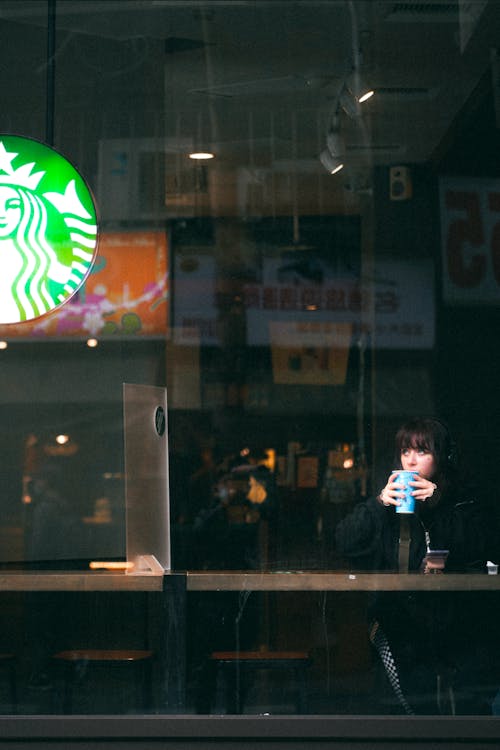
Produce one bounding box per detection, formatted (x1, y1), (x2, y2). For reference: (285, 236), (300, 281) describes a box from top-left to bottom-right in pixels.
(0, 0), (497, 724)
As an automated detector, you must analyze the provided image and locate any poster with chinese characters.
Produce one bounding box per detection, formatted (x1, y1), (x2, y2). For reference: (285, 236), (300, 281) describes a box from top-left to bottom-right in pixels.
(246, 258), (434, 349)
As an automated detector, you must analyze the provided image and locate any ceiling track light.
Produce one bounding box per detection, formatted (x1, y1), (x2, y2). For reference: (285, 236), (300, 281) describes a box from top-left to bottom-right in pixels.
(317, 47), (374, 175)
(338, 71), (375, 119)
(346, 0), (375, 104)
(346, 70), (374, 105)
(319, 104), (345, 174)
(326, 127), (345, 158)
(339, 86), (360, 119)
(317, 0), (373, 173)
(357, 85), (375, 104)
(319, 148), (344, 175)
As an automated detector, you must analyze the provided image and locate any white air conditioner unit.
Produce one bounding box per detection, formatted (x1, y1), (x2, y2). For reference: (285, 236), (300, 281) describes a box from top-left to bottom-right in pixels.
(97, 138), (205, 221)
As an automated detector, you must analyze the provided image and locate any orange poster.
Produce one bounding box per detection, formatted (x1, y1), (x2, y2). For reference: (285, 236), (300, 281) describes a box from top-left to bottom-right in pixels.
(0, 231), (169, 339)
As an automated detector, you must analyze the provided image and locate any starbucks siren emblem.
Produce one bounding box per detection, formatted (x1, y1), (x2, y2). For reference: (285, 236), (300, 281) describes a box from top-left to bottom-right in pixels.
(0, 136), (98, 324)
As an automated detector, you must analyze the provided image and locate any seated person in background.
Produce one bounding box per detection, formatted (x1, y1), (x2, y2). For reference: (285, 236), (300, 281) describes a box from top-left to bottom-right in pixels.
(240, 463), (276, 569)
(193, 462), (275, 570)
(335, 417), (498, 715)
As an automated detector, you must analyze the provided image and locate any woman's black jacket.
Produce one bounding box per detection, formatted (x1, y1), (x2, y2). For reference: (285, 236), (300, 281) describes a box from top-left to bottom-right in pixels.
(335, 492), (490, 573)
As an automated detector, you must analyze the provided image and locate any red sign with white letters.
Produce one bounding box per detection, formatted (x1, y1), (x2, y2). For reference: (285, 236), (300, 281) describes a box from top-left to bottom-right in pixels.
(440, 177), (500, 304)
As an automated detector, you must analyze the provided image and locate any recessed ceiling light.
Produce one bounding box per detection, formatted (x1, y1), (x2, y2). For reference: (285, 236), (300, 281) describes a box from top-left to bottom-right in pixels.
(188, 151), (215, 160)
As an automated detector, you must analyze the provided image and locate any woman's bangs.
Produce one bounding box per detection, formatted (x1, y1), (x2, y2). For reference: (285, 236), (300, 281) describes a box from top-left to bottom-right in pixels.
(398, 428), (433, 454)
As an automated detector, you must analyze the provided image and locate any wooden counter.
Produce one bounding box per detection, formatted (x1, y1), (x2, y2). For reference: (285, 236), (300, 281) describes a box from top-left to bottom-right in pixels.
(186, 571), (500, 592)
(0, 569), (497, 592)
(0, 570), (165, 591)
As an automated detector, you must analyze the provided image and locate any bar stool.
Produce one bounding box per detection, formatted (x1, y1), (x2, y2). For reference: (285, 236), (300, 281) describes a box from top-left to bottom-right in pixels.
(52, 649), (154, 713)
(210, 649), (311, 714)
(0, 654), (17, 713)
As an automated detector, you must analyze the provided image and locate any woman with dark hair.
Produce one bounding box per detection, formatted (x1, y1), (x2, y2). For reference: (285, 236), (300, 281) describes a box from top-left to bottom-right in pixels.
(381, 416), (455, 513)
(335, 417), (496, 714)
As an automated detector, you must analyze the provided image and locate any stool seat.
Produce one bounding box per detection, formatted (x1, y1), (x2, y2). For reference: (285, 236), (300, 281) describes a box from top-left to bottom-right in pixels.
(212, 650), (309, 662)
(54, 649), (153, 662)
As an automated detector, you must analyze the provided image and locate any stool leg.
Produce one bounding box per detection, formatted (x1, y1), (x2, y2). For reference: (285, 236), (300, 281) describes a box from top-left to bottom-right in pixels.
(62, 662), (75, 714)
(221, 665), (233, 713)
(7, 661), (17, 714)
(221, 665), (241, 714)
(139, 659), (153, 711)
(224, 664), (250, 714)
(295, 665), (308, 714)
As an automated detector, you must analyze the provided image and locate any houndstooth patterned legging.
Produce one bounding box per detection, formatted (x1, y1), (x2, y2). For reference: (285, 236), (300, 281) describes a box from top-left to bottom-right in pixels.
(369, 619), (415, 715)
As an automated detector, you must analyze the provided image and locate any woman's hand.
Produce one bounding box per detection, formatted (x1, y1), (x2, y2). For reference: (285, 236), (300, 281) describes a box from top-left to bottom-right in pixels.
(378, 472), (403, 507)
(408, 474), (437, 502)
(379, 472), (437, 507)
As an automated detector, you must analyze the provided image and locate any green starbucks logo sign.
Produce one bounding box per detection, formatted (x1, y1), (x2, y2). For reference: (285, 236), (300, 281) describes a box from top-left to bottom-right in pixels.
(0, 135), (98, 324)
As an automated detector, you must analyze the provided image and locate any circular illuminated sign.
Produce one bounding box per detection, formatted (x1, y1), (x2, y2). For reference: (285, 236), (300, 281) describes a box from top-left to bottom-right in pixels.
(0, 135), (98, 324)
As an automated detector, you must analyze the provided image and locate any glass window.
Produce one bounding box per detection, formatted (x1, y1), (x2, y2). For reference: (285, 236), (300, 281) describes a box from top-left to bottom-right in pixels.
(0, 0), (498, 728)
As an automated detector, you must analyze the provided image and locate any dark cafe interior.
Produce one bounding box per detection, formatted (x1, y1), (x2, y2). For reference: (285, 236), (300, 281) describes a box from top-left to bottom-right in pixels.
(0, 2), (499, 748)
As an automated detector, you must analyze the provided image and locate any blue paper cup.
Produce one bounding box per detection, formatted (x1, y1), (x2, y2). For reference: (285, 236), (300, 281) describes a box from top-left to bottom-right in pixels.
(393, 470), (418, 514)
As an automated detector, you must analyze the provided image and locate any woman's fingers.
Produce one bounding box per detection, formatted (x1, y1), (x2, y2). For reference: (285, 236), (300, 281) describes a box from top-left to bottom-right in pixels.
(409, 478), (436, 501)
(384, 479), (405, 503)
